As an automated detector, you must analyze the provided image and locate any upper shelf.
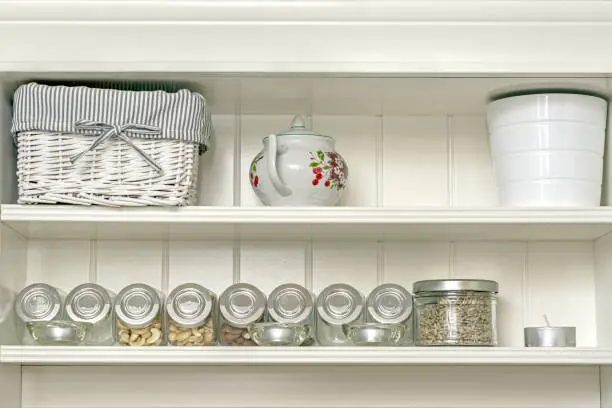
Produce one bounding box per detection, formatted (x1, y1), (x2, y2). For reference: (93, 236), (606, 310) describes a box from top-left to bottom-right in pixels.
(3, 346), (612, 366)
(1, 1), (612, 73)
(3, 205), (612, 241)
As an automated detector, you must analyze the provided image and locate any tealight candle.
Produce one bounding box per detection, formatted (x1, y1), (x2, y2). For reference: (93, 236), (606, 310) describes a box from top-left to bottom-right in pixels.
(524, 315), (576, 347)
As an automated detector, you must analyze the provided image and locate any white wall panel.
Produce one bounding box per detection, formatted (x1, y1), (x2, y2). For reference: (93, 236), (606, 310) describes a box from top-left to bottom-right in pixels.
(240, 241), (306, 294)
(168, 241), (234, 295)
(382, 116), (448, 206)
(595, 232), (612, 347)
(526, 241), (596, 346)
(26, 240), (91, 292)
(96, 241), (163, 293)
(21, 365), (599, 408)
(383, 242), (450, 287)
(313, 115), (379, 207)
(312, 242), (378, 294)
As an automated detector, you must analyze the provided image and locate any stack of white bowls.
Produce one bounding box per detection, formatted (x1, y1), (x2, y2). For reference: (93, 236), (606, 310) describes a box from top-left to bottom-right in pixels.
(487, 92), (608, 207)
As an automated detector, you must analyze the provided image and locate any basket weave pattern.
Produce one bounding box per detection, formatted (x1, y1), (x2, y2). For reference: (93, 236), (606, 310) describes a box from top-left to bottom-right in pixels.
(17, 130), (199, 206)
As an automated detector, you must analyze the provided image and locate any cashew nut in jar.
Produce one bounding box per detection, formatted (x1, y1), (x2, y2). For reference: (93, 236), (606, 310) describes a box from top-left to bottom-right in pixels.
(118, 321), (163, 347)
(168, 319), (215, 346)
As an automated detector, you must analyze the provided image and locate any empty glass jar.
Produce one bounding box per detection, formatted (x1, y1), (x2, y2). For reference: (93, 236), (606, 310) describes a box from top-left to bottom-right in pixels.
(316, 283), (364, 346)
(219, 283), (265, 346)
(414, 279), (498, 346)
(115, 283), (163, 347)
(166, 283), (216, 346)
(14, 283), (65, 344)
(65, 283), (115, 345)
(265, 283), (315, 345)
(365, 283), (413, 346)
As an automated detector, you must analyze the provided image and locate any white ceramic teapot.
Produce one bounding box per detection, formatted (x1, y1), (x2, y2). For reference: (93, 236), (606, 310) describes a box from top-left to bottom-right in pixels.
(249, 116), (348, 206)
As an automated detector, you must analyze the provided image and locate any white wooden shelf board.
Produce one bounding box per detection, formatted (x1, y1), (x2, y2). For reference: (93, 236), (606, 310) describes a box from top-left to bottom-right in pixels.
(2, 346), (612, 365)
(3, 205), (612, 241)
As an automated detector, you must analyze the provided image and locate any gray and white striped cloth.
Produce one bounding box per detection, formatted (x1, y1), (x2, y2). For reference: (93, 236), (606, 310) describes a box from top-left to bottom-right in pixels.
(11, 82), (212, 149)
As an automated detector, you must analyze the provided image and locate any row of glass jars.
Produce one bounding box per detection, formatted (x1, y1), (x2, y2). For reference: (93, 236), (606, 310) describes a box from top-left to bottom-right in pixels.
(14, 279), (498, 346)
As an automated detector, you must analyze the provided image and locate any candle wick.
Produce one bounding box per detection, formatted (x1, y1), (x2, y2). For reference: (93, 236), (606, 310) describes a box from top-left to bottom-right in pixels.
(544, 314), (551, 327)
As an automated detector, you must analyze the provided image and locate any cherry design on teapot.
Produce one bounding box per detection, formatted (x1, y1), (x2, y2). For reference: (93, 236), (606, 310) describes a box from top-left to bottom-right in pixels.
(307, 150), (347, 190)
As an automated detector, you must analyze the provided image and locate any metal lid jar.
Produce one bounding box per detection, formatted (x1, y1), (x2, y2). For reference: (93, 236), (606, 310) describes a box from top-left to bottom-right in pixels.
(115, 283), (163, 347)
(315, 283), (364, 346)
(365, 283), (413, 345)
(166, 283), (216, 346)
(65, 283), (114, 345)
(413, 279), (499, 346)
(14, 283), (65, 344)
(218, 283), (265, 346)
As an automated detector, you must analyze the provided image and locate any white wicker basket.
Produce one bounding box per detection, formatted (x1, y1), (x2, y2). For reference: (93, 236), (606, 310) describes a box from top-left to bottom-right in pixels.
(11, 83), (212, 206)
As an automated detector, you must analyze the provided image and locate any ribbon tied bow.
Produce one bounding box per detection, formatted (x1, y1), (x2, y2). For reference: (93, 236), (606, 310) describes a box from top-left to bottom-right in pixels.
(70, 120), (163, 175)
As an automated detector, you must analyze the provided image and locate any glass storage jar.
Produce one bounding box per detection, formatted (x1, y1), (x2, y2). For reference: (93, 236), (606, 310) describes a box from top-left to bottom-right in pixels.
(219, 283), (265, 346)
(264, 283), (315, 345)
(65, 283), (115, 345)
(166, 283), (216, 346)
(365, 283), (413, 346)
(413, 279), (499, 346)
(115, 283), (163, 347)
(14, 283), (65, 344)
(316, 283), (364, 346)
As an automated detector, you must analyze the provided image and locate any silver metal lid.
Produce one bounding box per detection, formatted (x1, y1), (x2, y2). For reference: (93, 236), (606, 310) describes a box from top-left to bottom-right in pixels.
(219, 283), (266, 328)
(65, 283), (113, 325)
(114, 283), (161, 329)
(367, 283), (413, 324)
(166, 283), (214, 328)
(316, 283), (364, 325)
(267, 283), (313, 324)
(413, 279), (499, 293)
(15, 283), (63, 323)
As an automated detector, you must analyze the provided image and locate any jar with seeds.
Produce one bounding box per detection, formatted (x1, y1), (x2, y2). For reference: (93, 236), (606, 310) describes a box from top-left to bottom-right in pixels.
(219, 283), (265, 346)
(65, 283), (115, 345)
(166, 283), (216, 346)
(115, 283), (163, 347)
(413, 279), (498, 346)
(316, 283), (365, 346)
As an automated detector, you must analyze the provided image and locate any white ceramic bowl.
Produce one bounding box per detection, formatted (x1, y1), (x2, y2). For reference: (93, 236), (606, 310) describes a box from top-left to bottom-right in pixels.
(499, 180), (601, 207)
(494, 151), (603, 183)
(487, 93), (607, 130)
(489, 122), (605, 158)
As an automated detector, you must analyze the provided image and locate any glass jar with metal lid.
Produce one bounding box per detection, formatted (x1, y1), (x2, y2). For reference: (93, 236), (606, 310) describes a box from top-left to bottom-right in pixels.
(15, 283), (65, 344)
(115, 283), (163, 347)
(316, 283), (364, 346)
(264, 283), (315, 345)
(366, 283), (413, 345)
(413, 279), (498, 346)
(219, 283), (265, 346)
(166, 283), (216, 346)
(65, 283), (115, 345)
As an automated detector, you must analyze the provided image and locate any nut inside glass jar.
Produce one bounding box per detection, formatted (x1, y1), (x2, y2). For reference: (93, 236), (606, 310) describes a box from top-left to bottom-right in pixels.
(218, 283), (266, 346)
(115, 283), (163, 347)
(166, 283), (216, 346)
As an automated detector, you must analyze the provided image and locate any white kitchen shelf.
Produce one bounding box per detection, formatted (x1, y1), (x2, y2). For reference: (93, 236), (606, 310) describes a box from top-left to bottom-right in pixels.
(2, 346), (611, 366)
(3, 205), (612, 241)
(0, 205), (612, 240)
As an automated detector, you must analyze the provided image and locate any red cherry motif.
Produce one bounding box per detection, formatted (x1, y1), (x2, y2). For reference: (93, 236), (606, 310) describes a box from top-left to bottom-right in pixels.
(254, 176), (259, 187)
(316, 173), (323, 180)
(249, 173), (253, 180)
(312, 179), (319, 186)
(325, 181), (330, 187)
(313, 167), (322, 174)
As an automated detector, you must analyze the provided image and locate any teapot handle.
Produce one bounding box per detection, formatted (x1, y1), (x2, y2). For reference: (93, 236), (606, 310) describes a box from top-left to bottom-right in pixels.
(266, 133), (292, 197)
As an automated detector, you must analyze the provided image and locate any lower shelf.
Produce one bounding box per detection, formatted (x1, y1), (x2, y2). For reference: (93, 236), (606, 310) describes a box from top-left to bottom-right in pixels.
(2, 346), (612, 365)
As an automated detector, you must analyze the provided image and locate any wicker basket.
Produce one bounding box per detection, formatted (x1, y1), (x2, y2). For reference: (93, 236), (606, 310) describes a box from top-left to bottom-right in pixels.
(11, 83), (212, 206)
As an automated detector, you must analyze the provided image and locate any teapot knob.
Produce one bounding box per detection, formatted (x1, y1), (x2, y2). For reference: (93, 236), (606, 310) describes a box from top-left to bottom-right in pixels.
(291, 115), (307, 130)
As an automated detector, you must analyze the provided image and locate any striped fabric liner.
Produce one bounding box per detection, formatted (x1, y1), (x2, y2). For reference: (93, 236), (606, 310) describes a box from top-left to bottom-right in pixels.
(11, 82), (212, 148)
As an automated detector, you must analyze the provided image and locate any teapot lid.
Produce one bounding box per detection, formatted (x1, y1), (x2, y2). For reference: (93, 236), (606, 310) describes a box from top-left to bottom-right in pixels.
(278, 116), (326, 137)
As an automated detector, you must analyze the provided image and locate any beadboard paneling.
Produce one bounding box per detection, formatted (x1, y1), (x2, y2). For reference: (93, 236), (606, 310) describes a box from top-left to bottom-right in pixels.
(21, 365), (600, 408)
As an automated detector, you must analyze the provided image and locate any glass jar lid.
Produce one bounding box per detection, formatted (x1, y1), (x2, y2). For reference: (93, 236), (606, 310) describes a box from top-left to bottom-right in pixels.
(114, 283), (161, 329)
(65, 283), (112, 325)
(413, 279), (499, 293)
(316, 283), (364, 325)
(166, 283), (214, 328)
(219, 283), (266, 328)
(267, 283), (313, 324)
(15, 283), (63, 323)
(367, 283), (413, 324)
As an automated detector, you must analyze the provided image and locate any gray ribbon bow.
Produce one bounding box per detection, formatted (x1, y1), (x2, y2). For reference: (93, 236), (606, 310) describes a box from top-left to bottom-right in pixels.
(70, 120), (164, 175)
